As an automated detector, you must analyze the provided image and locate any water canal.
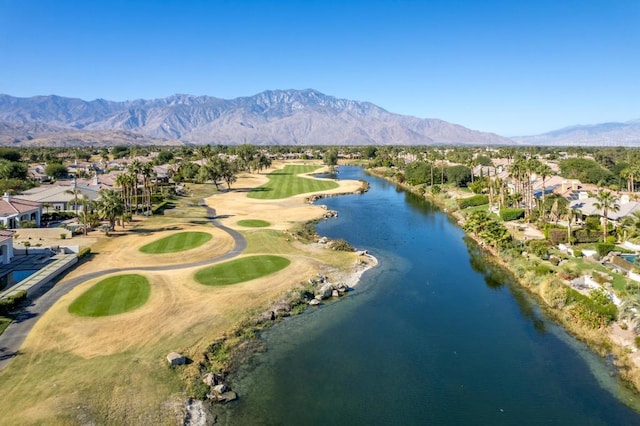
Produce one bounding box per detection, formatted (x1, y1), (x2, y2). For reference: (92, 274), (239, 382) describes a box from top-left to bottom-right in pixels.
(221, 166), (640, 425)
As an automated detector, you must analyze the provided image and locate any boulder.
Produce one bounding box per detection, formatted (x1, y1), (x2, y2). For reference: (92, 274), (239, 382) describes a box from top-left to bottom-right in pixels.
(213, 384), (227, 394)
(332, 290), (340, 298)
(202, 372), (216, 386)
(316, 283), (334, 300)
(336, 282), (349, 293)
(219, 391), (238, 403)
(166, 352), (187, 366)
(308, 299), (321, 306)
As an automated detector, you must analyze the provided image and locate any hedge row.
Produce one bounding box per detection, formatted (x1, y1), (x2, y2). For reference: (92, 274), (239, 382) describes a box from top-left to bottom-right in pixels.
(499, 208), (525, 221)
(457, 195), (489, 209)
(0, 290), (27, 315)
(77, 247), (91, 260)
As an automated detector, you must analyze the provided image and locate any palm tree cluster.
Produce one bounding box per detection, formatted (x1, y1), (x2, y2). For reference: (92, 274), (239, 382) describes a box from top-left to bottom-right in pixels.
(115, 160), (155, 216)
(505, 157), (552, 219)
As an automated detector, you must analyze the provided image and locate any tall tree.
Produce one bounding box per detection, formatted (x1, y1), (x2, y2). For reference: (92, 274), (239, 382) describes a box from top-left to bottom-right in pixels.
(593, 190), (620, 242)
(95, 189), (124, 230)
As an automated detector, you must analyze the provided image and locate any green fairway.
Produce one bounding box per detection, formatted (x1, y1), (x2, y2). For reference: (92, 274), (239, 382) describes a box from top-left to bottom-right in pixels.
(139, 231), (212, 254)
(195, 255), (291, 286)
(237, 219), (271, 227)
(248, 165), (338, 199)
(69, 274), (150, 317)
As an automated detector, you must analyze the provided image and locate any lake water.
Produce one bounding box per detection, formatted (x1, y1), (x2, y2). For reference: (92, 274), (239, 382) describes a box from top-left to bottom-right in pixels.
(220, 166), (640, 425)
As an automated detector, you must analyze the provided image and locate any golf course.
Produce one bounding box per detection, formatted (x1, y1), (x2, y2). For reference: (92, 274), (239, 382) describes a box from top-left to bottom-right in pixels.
(0, 162), (369, 425)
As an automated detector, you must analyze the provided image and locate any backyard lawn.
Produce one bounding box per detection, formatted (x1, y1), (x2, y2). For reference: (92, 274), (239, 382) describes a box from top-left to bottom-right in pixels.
(68, 274), (150, 317)
(139, 231), (212, 254)
(248, 165), (338, 200)
(195, 255), (290, 286)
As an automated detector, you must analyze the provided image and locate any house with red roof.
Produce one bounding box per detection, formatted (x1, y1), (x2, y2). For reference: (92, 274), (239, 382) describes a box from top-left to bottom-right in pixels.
(0, 193), (42, 229)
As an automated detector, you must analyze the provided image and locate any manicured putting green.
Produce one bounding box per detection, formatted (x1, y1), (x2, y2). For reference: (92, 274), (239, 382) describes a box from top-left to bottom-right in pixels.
(248, 165), (338, 200)
(237, 219), (271, 228)
(139, 231), (212, 254)
(69, 274), (150, 317)
(195, 255), (290, 286)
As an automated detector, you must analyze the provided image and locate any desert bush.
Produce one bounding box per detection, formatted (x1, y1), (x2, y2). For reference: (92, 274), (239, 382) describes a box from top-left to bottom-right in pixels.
(330, 239), (355, 252)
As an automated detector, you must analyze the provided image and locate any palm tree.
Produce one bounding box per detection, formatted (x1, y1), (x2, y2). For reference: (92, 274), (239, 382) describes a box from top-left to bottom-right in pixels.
(65, 179), (80, 214)
(95, 189), (124, 230)
(621, 211), (640, 241)
(593, 190), (620, 242)
(536, 162), (553, 210)
(138, 161), (154, 215)
(78, 195), (93, 236)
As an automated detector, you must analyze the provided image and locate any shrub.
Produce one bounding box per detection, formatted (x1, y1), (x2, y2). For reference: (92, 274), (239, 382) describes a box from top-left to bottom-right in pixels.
(528, 240), (551, 258)
(431, 185), (441, 194)
(457, 195), (489, 209)
(0, 290), (27, 315)
(500, 208), (525, 222)
(565, 287), (617, 328)
(585, 216), (601, 231)
(330, 239), (355, 252)
(77, 247), (91, 260)
(548, 228), (568, 244)
(572, 249), (583, 258)
(595, 243), (615, 257)
(636, 336), (640, 349)
(534, 264), (552, 276)
(574, 229), (601, 243)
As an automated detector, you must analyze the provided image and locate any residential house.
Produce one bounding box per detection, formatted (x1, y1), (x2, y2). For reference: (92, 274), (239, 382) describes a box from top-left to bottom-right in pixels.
(0, 230), (14, 264)
(0, 193), (42, 228)
(19, 180), (101, 214)
(570, 193), (640, 224)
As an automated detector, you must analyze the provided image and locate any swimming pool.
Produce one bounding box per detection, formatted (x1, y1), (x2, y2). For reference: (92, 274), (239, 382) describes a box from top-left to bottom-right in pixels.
(0, 269), (39, 291)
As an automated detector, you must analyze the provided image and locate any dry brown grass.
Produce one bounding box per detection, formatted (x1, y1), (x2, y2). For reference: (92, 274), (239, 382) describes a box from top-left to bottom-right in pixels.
(0, 161), (365, 424)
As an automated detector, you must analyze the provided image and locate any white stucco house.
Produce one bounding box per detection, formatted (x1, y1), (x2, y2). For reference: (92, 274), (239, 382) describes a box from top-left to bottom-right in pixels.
(0, 193), (42, 229)
(0, 230), (14, 264)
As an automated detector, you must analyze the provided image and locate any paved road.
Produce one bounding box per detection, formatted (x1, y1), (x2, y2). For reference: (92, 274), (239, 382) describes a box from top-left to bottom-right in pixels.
(0, 203), (246, 371)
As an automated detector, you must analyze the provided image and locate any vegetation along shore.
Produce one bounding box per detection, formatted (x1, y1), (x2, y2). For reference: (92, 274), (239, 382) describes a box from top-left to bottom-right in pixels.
(364, 145), (640, 399)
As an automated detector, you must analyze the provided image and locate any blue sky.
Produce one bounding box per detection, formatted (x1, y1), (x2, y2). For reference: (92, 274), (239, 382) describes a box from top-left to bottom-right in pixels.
(0, 0), (638, 136)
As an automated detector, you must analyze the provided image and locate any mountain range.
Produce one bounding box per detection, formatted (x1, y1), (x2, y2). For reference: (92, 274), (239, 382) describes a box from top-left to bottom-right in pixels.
(0, 90), (637, 147)
(513, 119), (640, 146)
(0, 90), (512, 146)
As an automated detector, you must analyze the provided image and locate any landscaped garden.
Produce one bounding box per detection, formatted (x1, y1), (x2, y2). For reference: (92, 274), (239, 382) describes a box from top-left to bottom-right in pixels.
(248, 165), (338, 200)
(195, 255), (290, 286)
(68, 274), (151, 317)
(139, 231), (212, 254)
